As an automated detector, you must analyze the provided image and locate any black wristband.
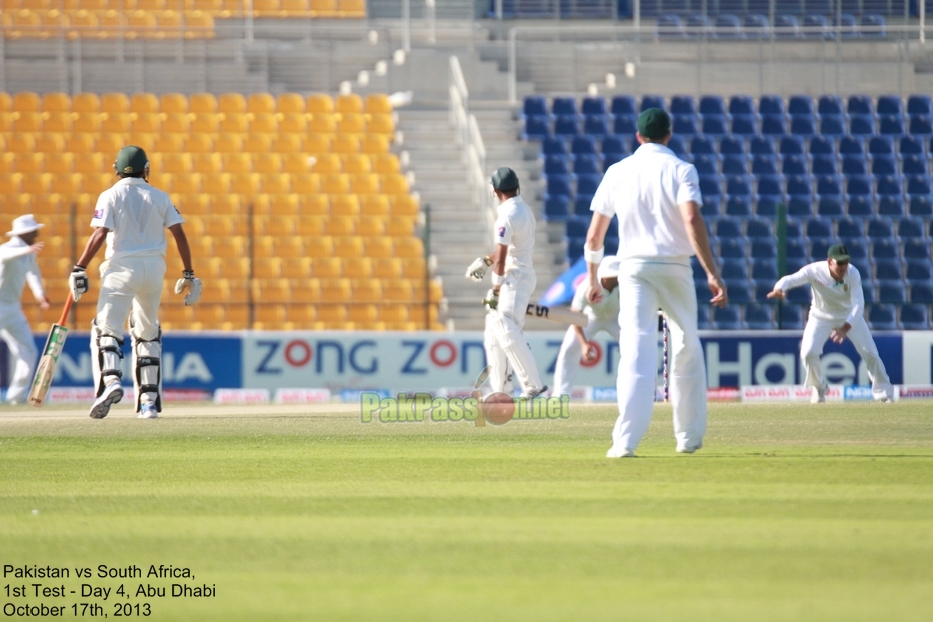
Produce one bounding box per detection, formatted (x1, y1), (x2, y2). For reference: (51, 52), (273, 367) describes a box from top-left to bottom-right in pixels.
(183, 270), (195, 279)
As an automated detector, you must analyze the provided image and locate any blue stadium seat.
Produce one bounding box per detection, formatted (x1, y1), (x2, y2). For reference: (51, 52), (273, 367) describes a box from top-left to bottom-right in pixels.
(730, 114), (758, 135)
(725, 281), (752, 305)
(692, 154), (721, 175)
(751, 238), (778, 259)
(712, 13), (743, 39)
(837, 216), (864, 238)
(603, 152), (625, 168)
(670, 95), (696, 115)
(571, 135), (598, 156)
(773, 14), (799, 38)
(898, 217), (927, 240)
(667, 135), (688, 158)
(697, 303), (711, 329)
(546, 175), (573, 200)
(523, 96), (548, 117)
(751, 259), (779, 282)
(524, 115), (550, 139)
(911, 283), (933, 304)
(746, 217), (773, 238)
(818, 95), (845, 116)
(656, 14), (687, 39)
(848, 95), (874, 116)
(839, 135), (865, 156)
(787, 284), (811, 304)
(544, 196), (570, 220)
(877, 178), (905, 217)
(726, 175), (753, 197)
(879, 115), (905, 136)
(685, 13), (712, 38)
(720, 135), (747, 155)
(566, 237), (584, 263)
(806, 217), (833, 240)
(873, 155), (899, 176)
(576, 174), (602, 197)
(744, 304), (774, 329)
(673, 114), (700, 135)
(581, 96), (607, 115)
(611, 96), (637, 116)
(699, 174), (724, 199)
(868, 135), (895, 156)
(725, 195), (753, 217)
(877, 95), (903, 115)
(716, 217), (744, 239)
(801, 14), (829, 39)
(872, 239), (899, 261)
(719, 238), (746, 258)
(809, 135), (837, 155)
(833, 13), (858, 39)
(759, 95), (785, 116)
(573, 154), (602, 175)
(878, 282), (907, 304)
(899, 304), (929, 330)
(699, 95), (727, 116)
(905, 259), (933, 283)
(908, 95), (933, 115)
(786, 175), (815, 216)
(860, 277), (876, 303)
(839, 238), (868, 260)
(867, 217), (895, 240)
(778, 304), (805, 329)
(850, 115), (876, 135)
(902, 153), (928, 176)
(900, 135), (926, 155)
(780, 135), (806, 155)
(817, 193), (845, 217)
(583, 114), (611, 137)
(565, 215), (589, 238)
(812, 154), (838, 176)
(860, 14), (887, 38)
(544, 154), (571, 176)
(786, 238), (808, 260)
(750, 137), (776, 157)
(721, 260), (748, 279)
(542, 136), (567, 156)
(762, 114), (787, 135)
(751, 153), (780, 175)
(699, 114), (729, 136)
(690, 135), (716, 155)
(574, 195), (594, 216)
(909, 194), (933, 217)
(729, 95), (755, 116)
(552, 97), (577, 116)
(909, 115), (933, 135)
(842, 155), (869, 176)
(613, 115), (637, 135)
(783, 154), (810, 175)
(722, 155), (749, 176)
(755, 175), (784, 213)
(601, 134), (628, 156)
(641, 95), (666, 112)
(788, 95), (814, 115)
(904, 240), (931, 260)
(820, 115), (847, 136)
(554, 115), (579, 137)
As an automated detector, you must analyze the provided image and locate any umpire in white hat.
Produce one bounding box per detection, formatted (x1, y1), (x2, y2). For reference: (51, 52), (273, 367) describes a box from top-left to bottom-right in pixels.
(0, 214), (51, 404)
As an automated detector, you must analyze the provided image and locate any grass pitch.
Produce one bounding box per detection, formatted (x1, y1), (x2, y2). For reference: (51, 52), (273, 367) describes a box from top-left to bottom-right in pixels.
(2, 400), (932, 621)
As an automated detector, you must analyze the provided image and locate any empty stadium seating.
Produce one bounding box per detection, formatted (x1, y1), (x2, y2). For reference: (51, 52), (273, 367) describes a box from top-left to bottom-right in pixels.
(528, 92), (933, 329)
(1, 91), (440, 332)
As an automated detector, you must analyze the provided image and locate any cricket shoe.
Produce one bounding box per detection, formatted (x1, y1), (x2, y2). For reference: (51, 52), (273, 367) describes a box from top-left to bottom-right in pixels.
(89, 383), (124, 419)
(676, 442), (703, 454)
(521, 385), (549, 399)
(606, 446), (636, 458)
(811, 384), (828, 404)
(138, 402), (159, 419)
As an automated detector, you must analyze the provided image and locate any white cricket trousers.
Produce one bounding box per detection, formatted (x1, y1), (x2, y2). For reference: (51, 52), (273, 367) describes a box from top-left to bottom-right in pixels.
(611, 261), (707, 452)
(552, 318), (620, 397)
(801, 314), (894, 400)
(486, 267), (544, 393)
(96, 256), (165, 341)
(0, 304), (38, 403)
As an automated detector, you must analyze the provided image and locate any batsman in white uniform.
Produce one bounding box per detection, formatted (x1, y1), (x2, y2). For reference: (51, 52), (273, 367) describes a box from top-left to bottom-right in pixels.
(768, 243), (894, 403)
(465, 167), (547, 398)
(0, 215), (50, 404)
(583, 109), (727, 457)
(69, 146), (202, 419)
(552, 257), (621, 397)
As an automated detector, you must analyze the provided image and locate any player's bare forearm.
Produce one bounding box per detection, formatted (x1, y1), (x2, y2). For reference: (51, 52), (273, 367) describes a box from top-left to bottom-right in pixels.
(573, 325), (588, 348)
(76, 228), (108, 267)
(169, 224), (194, 272)
(584, 213), (611, 303)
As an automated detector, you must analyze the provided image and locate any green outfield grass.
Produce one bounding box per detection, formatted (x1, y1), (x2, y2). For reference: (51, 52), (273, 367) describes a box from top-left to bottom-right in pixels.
(2, 401), (932, 621)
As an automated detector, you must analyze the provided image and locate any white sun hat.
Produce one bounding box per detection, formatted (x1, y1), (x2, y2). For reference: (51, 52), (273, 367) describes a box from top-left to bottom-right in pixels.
(6, 214), (45, 237)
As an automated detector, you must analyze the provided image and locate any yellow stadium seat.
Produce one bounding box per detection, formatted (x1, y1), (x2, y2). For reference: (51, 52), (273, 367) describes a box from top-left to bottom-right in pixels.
(0, 153), (13, 174)
(341, 257), (370, 278)
(0, 173), (23, 194)
(211, 194), (243, 215)
(289, 173), (318, 195)
(302, 195), (330, 216)
(316, 305), (347, 323)
(396, 238), (424, 259)
(22, 173), (51, 194)
(218, 93), (247, 114)
(306, 94), (333, 114)
(162, 153), (193, 174)
(13, 92), (41, 112)
(280, 256), (312, 279)
(252, 279), (291, 303)
(7, 134), (36, 153)
(310, 258), (341, 279)
(14, 153), (44, 174)
(129, 0), (167, 10)
(44, 153), (75, 175)
(148, 173), (171, 192)
(330, 194), (359, 215)
(285, 305), (316, 324)
(185, 134), (215, 154)
(192, 153), (222, 175)
(6, 9), (41, 40)
(379, 305), (409, 323)
(172, 173), (202, 194)
(321, 278), (351, 300)
(74, 153), (105, 175)
(100, 112), (130, 133)
(332, 236), (363, 258)
(184, 10), (214, 39)
(337, 113), (365, 134)
(322, 174), (350, 195)
(56, 135), (86, 154)
(260, 174), (290, 194)
(383, 279), (415, 302)
(254, 153), (282, 174)
(87, 173), (115, 194)
(13, 112), (42, 132)
(305, 236), (334, 258)
(325, 216), (355, 236)
(279, 113), (307, 134)
(348, 304), (378, 323)
(66, 9), (99, 39)
(160, 94), (188, 115)
(69, 94), (99, 115)
(249, 112), (278, 134)
(202, 173), (231, 194)
(0, 113), (14, 132)
(42, 111), (72, 132)
(281, 0), (310, 15)
(360, 195), (390, 217)
(125, 10), (157, 39)
(401, 257), (426, 280)
(361, 134), (390, 154)
(311, 154), (342, 175)
(221, 153), (252, 175)
(372, 153), (400, 175)
(132, 112), (161, 133)
(247, 93), (276, 114)
(382, 173), (410, 195)
(308, 114), (336, 133)
(253, 257), (282, 278)
(156, 10), (182, 38)
(387, 215), (415, 237)
(41, 92), (70, 113)
(336, 94), (363, 114)
(0, 93), (10, 111)
(338, 0), (365, 16)
(189, 93), (218, 114)
(331, 134), (360, 154)
(281, 154), (312, 175)
(357, 219), (385, 237)
(272, 134), (303, 154)
(71, 112), (101, 134)
(190, 114), (220, 134)
(130, 93), (160, 114)
(305, 134), (331, 155)
(162, 112), (191, 134)
(244, 135), (272, 153)
(215, 134), (243, 153)
(50, 173), (83, 195)
(254, 305), (286, 325)
(176, 193), (209, 214)
(364, 93), (392, 114)
(350, 173), (379, 195)
(343, 154), (372, 174)
(373, 258), (402, 279)
(364, 238), (394, 258)
(276, 93), (305, 114)
(101, 92), (130, 114)
(367, 114), (395, 135)
(230, 173), (260, 195)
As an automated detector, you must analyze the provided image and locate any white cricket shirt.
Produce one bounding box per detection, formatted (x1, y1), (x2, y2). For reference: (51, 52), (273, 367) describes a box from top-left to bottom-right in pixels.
(571, 279), (620, 321)
(590, 142), (703, 265)
(0, 236), (45, 306)
(90, 177), (184, 260)
(775, 261), (865, 325)
(494, 195), (536, 272)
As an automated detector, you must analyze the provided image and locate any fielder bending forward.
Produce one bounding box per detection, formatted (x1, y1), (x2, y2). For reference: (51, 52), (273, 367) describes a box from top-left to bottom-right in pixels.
(70, 146), (202, 419)
(767, 243), (894, 403)
(584, 109), (727, 458)
(465, 167), (547, 398)
(552, 257), (621, 398)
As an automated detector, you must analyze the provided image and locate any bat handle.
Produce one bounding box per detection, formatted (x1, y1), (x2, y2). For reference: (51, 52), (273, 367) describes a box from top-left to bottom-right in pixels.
(58, 293), (74, 326)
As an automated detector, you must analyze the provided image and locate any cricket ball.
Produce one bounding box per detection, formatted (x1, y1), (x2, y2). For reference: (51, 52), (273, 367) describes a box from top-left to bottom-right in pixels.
(482, 392), (515, 426)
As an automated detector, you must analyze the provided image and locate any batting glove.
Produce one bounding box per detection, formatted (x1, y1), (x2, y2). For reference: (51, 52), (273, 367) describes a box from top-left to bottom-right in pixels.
(482, 288), (499, 310)
(174, 270), (203, 306)
(69, 265), (88, 302)
(466, 257), (492, 282)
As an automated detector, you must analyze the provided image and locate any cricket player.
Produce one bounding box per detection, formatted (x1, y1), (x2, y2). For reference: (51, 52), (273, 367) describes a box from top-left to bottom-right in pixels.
(465, 167), (547, 398)
(767, 243), (894, 403)
(552, 256), (621, 398)
(0, 215), (51, 404)
(583, 108), (727, 458)
(70, 146), (201, 420)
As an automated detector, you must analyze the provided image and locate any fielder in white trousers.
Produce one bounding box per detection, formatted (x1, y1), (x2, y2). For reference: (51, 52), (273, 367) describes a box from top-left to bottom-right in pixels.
(800, 315), (893, 401)
(0, 305), (39, 404)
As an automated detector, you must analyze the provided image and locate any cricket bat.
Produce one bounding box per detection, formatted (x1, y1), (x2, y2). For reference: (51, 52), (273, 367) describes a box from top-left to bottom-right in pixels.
(525, 302), (589, 327)
(27, 294), (74, 407)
